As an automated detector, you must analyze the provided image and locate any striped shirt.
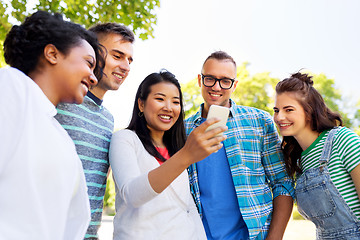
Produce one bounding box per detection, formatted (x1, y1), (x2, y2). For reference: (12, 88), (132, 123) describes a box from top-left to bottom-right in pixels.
(301, 127), (360, 218)
(55, 94), (114, 239)
(185, 100), (295, 240)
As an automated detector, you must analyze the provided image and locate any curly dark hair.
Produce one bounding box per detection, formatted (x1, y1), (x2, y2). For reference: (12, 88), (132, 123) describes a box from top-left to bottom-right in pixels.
(127, 70), (186, 162)
(4, 11), (104, 79)
(275, 72), (343, 176)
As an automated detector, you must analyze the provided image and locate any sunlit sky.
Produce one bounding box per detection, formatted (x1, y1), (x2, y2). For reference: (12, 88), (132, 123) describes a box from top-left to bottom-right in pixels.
(103, 0), (360, 130)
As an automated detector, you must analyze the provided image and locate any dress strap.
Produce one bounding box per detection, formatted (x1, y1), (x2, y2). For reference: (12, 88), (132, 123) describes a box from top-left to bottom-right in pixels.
(319, 127), (339, 166)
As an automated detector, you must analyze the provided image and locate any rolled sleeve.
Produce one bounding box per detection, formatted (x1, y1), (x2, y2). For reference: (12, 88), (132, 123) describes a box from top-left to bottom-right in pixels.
(262, 116), (295, 199)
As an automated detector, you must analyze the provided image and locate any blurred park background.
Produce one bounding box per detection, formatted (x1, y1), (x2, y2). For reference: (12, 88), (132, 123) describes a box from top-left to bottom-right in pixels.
(1, 0), (359, 236)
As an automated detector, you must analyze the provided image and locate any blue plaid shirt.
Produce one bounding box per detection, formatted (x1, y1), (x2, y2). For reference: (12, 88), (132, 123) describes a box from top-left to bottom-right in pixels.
(185, 100), (295, 240)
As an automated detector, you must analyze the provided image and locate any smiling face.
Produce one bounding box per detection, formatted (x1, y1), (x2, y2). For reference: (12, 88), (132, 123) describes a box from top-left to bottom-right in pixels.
(198, 58), (238, 117)
(54, 39), (97, 105)
(273, 92), (312, 140)
(138, 82), (181, 139)
(92, 33), (134, 99)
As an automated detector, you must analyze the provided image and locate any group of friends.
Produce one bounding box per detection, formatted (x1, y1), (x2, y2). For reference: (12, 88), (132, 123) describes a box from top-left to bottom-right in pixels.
(1, 10), (360, 240)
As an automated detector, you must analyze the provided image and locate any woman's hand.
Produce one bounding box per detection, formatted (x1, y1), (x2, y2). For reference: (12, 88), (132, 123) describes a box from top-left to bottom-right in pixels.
(148, 118), (227, 193)
(181, 117), (228, 165)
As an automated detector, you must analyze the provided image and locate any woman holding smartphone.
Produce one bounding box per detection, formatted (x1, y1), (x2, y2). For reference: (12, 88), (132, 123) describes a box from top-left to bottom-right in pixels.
(109, 70), (227, 239)
(273, 72), (360, 239)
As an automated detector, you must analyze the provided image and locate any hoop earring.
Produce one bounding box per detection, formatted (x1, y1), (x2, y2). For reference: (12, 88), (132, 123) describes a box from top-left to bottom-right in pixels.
(138, 111), (144, 117)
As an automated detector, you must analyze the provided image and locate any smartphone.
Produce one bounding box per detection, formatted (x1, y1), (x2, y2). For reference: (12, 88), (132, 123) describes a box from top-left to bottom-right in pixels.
(206, 105), (229, 135)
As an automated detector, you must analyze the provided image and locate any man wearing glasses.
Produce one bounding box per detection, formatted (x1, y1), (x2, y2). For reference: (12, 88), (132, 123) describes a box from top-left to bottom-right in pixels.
(184, 51), (295, 240)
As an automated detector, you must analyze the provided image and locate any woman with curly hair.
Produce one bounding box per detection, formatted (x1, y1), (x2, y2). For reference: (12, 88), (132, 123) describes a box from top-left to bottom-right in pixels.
(0, 10), (104, 239)
(273, 72), (360, 239)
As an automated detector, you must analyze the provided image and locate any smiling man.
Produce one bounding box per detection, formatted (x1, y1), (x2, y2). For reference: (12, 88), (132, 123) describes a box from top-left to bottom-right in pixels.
(55, 23), (134, 240)
(184, 51), (295, 240)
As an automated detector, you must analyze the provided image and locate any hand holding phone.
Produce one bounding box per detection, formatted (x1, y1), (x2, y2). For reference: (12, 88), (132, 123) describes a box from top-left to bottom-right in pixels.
(206, 105), (229, 136)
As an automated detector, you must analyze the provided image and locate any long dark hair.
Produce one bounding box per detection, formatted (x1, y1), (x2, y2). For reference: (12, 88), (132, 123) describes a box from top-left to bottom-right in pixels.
(275, 72), (343, 176)
(4, 11), (104, 80)
(127, 70), (186, 162)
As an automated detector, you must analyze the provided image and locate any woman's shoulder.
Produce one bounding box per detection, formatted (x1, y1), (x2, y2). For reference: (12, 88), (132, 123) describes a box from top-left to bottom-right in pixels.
(111, 129), (140, 143)
(332, 127), (360, 171)
(113, 128), (135, 137)
(1, 67), (37, 99)
(110, 129), (145, 156)
(334, 126), (359, 142)
(332, 127), (360, 157)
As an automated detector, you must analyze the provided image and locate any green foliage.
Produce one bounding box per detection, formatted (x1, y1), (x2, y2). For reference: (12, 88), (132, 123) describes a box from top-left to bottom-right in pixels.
(355, 128), (360, 136)
(232, 63), (278, 114)
(311, 73), (341, 111)
(10, 0), (28, 23)
(310, 72), (353, 128)
(292, 205), (305, 220)
(182, 77), (202, 117)
(0, 2), (11, 40)
(0, 0), (160, 66)
(0, 2), (10, 67)
(103, 170), (115, 215)
(354, 100), (360, 135)
(0, 41), (5, 68)
(3, 0), (159, 39)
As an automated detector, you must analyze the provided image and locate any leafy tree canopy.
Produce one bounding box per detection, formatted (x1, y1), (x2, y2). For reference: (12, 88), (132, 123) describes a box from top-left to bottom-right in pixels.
(0, 0), (160, 67)
(1, 0), (159, 39)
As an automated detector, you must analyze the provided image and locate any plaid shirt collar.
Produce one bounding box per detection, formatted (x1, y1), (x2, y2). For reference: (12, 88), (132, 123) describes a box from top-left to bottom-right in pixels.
(193, 99), (236, 126)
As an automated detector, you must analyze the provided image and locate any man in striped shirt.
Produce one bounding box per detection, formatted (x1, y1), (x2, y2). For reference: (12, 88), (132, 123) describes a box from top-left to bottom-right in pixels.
(55, 23), (134, 239)
(184, 51), (295, 240)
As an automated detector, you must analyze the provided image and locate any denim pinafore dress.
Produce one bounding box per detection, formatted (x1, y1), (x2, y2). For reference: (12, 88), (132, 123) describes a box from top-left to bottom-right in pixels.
(295, 128), (360, 239)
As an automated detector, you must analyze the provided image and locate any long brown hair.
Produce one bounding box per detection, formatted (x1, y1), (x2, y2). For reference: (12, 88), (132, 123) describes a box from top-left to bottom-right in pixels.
(275, 72), (342, 176)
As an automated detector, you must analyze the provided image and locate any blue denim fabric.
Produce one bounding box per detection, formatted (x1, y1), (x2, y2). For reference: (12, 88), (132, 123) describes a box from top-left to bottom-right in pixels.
(295, 128), (360, 239)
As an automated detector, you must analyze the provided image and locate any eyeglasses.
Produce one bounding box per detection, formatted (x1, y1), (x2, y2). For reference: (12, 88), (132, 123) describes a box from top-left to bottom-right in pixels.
(201, 74), (235, 90)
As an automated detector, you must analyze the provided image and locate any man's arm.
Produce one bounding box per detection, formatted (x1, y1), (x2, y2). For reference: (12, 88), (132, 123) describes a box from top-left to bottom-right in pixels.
(265, 195), (293, 240)
(260, 112), (295, 239)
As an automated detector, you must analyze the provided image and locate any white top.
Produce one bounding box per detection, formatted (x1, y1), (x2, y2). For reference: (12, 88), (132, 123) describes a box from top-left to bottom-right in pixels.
(0, 67), (90, 240)
(109, 129), (206, 240)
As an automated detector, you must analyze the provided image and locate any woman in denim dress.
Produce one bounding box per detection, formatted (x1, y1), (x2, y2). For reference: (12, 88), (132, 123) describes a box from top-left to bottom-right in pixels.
(273, 72), (360, 239)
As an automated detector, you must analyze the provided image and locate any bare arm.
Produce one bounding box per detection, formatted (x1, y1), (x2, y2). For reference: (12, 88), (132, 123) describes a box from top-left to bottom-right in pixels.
(265, 195), (293, 240)
(148, 118), (227, 193)
(350, 164), (360, 200)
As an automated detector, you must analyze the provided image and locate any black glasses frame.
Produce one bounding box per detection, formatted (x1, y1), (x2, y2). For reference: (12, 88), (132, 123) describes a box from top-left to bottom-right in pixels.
(201, 74), (235, 90)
